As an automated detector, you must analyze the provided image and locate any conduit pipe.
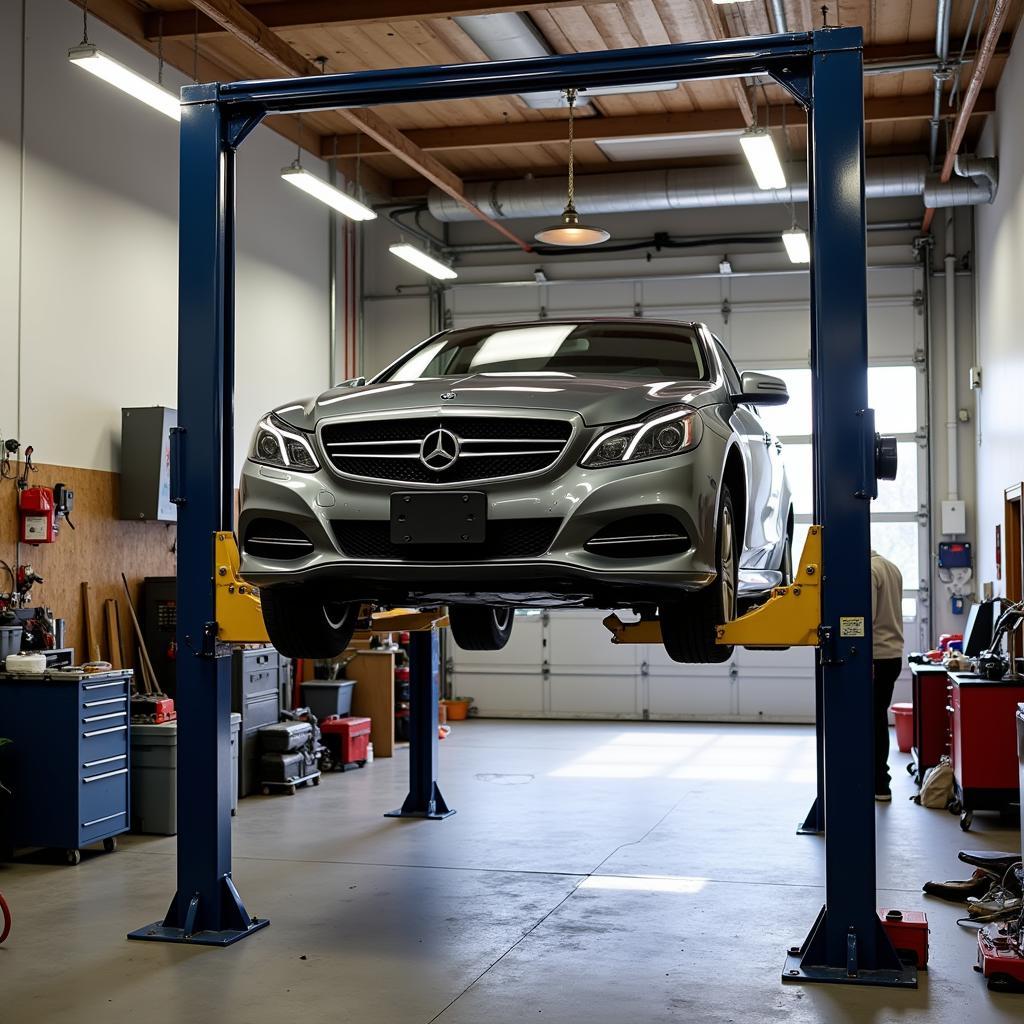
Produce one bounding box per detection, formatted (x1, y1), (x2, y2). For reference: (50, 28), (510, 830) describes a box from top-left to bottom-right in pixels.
(428, 156), (995, 222)
(945, 210), (958, 502)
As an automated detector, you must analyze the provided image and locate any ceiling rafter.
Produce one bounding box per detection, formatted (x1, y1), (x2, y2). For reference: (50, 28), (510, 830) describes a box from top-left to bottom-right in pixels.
(694, 0), (755, 125)
(320, 91), (997, 159)
(146, 1), (594, 39)
(185, 0), (533, 250)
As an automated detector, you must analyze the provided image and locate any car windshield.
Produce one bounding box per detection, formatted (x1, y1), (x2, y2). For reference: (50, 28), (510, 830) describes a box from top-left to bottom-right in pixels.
(380, 322), (708, 381)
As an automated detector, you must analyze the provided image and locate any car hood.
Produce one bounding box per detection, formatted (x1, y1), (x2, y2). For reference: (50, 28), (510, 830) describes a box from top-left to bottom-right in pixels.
(273, 375), (720, 432)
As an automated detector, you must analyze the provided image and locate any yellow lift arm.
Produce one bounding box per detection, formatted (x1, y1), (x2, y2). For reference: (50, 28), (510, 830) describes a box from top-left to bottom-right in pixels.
(604, 525), (823, 649)
(214, 532), (447, 643)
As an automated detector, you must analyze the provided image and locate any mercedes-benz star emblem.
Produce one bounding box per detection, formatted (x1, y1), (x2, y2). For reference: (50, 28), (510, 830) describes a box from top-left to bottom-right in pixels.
(420, 427), (461, 471)
(440, 391), (457, 401)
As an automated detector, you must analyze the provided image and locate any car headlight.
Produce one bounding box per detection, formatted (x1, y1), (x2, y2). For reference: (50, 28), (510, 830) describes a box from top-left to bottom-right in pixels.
(249, 414), (319, 472)
(581, 406), (703, 468)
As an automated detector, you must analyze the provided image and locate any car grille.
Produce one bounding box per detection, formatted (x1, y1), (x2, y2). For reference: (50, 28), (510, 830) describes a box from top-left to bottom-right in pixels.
(319, 416), (573, 484)
(332, 518), (561, 561)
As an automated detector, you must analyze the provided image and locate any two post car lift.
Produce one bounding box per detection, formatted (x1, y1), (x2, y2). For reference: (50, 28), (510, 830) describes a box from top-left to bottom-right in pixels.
(126, 27), (915, 989)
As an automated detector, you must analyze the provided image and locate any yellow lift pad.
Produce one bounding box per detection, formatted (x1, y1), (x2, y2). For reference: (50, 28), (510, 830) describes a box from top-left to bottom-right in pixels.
(604, 525), (823, 649)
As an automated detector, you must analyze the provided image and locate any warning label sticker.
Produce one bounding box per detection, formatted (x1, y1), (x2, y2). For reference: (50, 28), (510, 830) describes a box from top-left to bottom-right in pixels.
(839, 616), (866, 637)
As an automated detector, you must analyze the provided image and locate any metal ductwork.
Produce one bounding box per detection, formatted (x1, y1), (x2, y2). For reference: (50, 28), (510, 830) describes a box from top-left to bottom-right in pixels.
(952, 154), (998, 202)
(428, 155), (997, 222)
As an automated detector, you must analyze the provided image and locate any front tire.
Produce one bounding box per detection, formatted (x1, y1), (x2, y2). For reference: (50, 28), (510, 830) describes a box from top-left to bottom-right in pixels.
(260, 584), (357, 659)
(659, 486), (738, 664)
(448, 606), (514, 651)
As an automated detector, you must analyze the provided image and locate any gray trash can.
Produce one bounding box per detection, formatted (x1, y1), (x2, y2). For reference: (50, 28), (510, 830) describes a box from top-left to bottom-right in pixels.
(131, 713), (241, 835)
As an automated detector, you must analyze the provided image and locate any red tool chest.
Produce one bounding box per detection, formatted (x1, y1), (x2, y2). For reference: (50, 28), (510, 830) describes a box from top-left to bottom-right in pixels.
(879, 909), (929, 967)
(910, 663), (950, 783)
(947, 672), (1024, 830)
(320, 716), (371, 771)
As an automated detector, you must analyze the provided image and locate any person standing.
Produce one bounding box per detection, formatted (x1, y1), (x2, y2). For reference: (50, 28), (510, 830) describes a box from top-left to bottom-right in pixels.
(871, 549), (904, 801)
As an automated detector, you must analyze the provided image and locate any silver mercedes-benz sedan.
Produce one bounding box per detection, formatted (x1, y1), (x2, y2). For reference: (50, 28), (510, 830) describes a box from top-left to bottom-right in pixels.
(238, 319), (793, 663)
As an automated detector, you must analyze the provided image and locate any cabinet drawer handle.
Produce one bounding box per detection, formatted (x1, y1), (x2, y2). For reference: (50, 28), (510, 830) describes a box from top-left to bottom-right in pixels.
(83, 697), (127, 708)
(83, 725), (128, 738)
(945, 706), (955, 714)
(83, 754), (127, 769)
(82, 712), (127, 724)
(83, 681), (127, 691)
(83, 767), (128, 783)
(82, 811), (125, 828)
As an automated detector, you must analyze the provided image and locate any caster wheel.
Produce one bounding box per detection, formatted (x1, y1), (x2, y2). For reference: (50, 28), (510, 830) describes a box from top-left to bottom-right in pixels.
(65, 849), (81, 866)
(906, 763), (916, 776)
(960, 810), (974, 832)
(358, 760), (366, 768)
(312, 776), (320, 786)
(287, 784), (296, 796)
(262, 785), (271, 796)
(103, 837), (118, 853)
(231, 809), (237, 817)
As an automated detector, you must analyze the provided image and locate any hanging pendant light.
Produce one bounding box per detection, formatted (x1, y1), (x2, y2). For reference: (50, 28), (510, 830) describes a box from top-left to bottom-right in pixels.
(535, 88), (610, 246)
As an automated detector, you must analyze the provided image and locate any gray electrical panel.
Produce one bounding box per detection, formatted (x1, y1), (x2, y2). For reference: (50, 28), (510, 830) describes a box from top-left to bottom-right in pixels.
(120, 406), (177, 522)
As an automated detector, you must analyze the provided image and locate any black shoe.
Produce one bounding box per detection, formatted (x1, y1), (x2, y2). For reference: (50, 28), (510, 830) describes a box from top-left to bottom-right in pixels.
(875, 789), (892, 802)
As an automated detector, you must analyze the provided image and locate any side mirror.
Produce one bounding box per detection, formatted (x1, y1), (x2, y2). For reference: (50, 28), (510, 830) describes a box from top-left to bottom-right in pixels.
(733, 371), (789, 406)
(334, 376), (365, 389)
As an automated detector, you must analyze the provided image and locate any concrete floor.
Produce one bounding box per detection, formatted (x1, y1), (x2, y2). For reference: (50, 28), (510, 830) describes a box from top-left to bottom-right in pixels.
(1, 719), (1021, 1023)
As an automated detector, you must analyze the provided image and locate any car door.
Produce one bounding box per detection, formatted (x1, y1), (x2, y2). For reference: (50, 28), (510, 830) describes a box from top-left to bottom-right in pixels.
(707, 333), (776, 567)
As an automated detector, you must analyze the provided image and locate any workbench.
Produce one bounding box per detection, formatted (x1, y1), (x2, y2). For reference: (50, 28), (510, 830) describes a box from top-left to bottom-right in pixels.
(0, 667), (132, 864)
(909, 662), (951, 784)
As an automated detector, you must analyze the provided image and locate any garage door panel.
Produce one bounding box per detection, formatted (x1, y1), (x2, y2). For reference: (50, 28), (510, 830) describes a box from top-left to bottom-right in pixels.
(547, 610), (637, 671)
(736, 672), (815, 719)
(449, 611), (544, 673)
(451, 670), (544, 715)
(548, 673), (639, 716)
(647, 664), (734, 718)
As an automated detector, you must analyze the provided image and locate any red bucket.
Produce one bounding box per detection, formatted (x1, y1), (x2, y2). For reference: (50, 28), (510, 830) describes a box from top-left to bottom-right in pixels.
(891, 702), (914, 753)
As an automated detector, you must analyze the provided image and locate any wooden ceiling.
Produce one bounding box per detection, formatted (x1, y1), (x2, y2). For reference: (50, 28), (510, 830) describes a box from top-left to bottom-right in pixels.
(76, 0), (1020, 202)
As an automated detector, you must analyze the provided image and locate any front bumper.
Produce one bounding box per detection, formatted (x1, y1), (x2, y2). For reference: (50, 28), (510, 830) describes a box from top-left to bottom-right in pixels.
(238, 441), (722, 607)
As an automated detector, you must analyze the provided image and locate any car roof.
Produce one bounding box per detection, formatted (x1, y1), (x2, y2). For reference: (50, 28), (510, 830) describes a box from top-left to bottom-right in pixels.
(443, 317), (703, 331)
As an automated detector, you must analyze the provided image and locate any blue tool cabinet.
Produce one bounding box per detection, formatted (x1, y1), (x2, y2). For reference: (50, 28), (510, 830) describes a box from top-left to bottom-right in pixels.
(0, 668), (132, 864)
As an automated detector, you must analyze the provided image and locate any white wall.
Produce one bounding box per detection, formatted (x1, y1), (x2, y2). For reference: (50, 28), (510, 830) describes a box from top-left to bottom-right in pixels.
(976, 31), (1024, 592)
(0, 0), (332, 474)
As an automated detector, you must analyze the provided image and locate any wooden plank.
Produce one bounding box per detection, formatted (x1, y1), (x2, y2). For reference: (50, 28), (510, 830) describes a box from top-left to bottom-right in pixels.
(346, 651), (396, 758)
(147, 1), (595, 38)
(188, 0), (532, 250)
(104, 599), (123, 670)
(81, 582), (101, 663)
(694, 0), (755, 126)
(321, 90), (995, 157)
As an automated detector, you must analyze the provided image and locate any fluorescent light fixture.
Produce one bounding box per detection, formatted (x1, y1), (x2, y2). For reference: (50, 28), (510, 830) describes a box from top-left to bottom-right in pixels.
(389, 243), (457, 281)
(583, 81), (679, 97)
(739, 127), (786, 190)
(68, 44), (180, 121)
(280, 165), (376, 221)
(782, 228), (811, 264)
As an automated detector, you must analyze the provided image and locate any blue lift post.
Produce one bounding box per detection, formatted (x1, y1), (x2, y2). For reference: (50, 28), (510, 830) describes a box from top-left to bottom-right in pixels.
(386, 630), (454, 819)
(128, 27), (914, 985)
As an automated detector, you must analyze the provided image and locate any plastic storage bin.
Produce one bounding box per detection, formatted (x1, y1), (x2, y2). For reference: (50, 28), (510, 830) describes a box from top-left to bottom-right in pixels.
(300, 680), (354, 722)
(891, 702), (914, 753)
(131, 713), (240, 835)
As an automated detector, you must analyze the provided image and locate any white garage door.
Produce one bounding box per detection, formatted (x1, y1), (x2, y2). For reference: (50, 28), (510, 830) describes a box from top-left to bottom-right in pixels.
(445, 266), (927, 721)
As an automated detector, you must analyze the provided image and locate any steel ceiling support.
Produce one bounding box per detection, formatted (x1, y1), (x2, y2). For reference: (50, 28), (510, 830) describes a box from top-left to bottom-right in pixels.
(135, 28), (913, 985)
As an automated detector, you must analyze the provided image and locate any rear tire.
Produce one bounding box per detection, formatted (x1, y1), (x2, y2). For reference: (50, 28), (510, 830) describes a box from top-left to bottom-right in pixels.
(448, 606), (514, 651)
(260, 583), (357, 659)
(659, 487), (738, 664)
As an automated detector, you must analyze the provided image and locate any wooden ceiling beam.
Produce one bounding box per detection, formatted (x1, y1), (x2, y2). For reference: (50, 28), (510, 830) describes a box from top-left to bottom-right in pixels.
(147, 1), (593, 39)
(695, 0), (755, 126)
(321, 90), (996, 158)
(186, 0), (533, 250)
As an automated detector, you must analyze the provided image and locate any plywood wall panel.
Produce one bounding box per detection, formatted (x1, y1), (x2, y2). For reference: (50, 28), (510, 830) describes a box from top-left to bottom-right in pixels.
(0, 462), (176, 669)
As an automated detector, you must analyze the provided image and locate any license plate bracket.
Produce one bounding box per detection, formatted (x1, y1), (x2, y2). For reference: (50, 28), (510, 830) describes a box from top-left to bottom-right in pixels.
(390, 492), (486, 545)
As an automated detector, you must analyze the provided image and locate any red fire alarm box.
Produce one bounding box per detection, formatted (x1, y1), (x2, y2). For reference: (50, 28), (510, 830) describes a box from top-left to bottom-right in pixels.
(19, 487), (56, 545)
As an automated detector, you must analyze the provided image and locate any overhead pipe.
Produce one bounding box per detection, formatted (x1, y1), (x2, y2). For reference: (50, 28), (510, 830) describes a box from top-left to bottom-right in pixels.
(928, 0), (954, 168)
(428, 156), (995, 222)
(923, 0), (1011, 232)
(769, 0), (788, 34)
